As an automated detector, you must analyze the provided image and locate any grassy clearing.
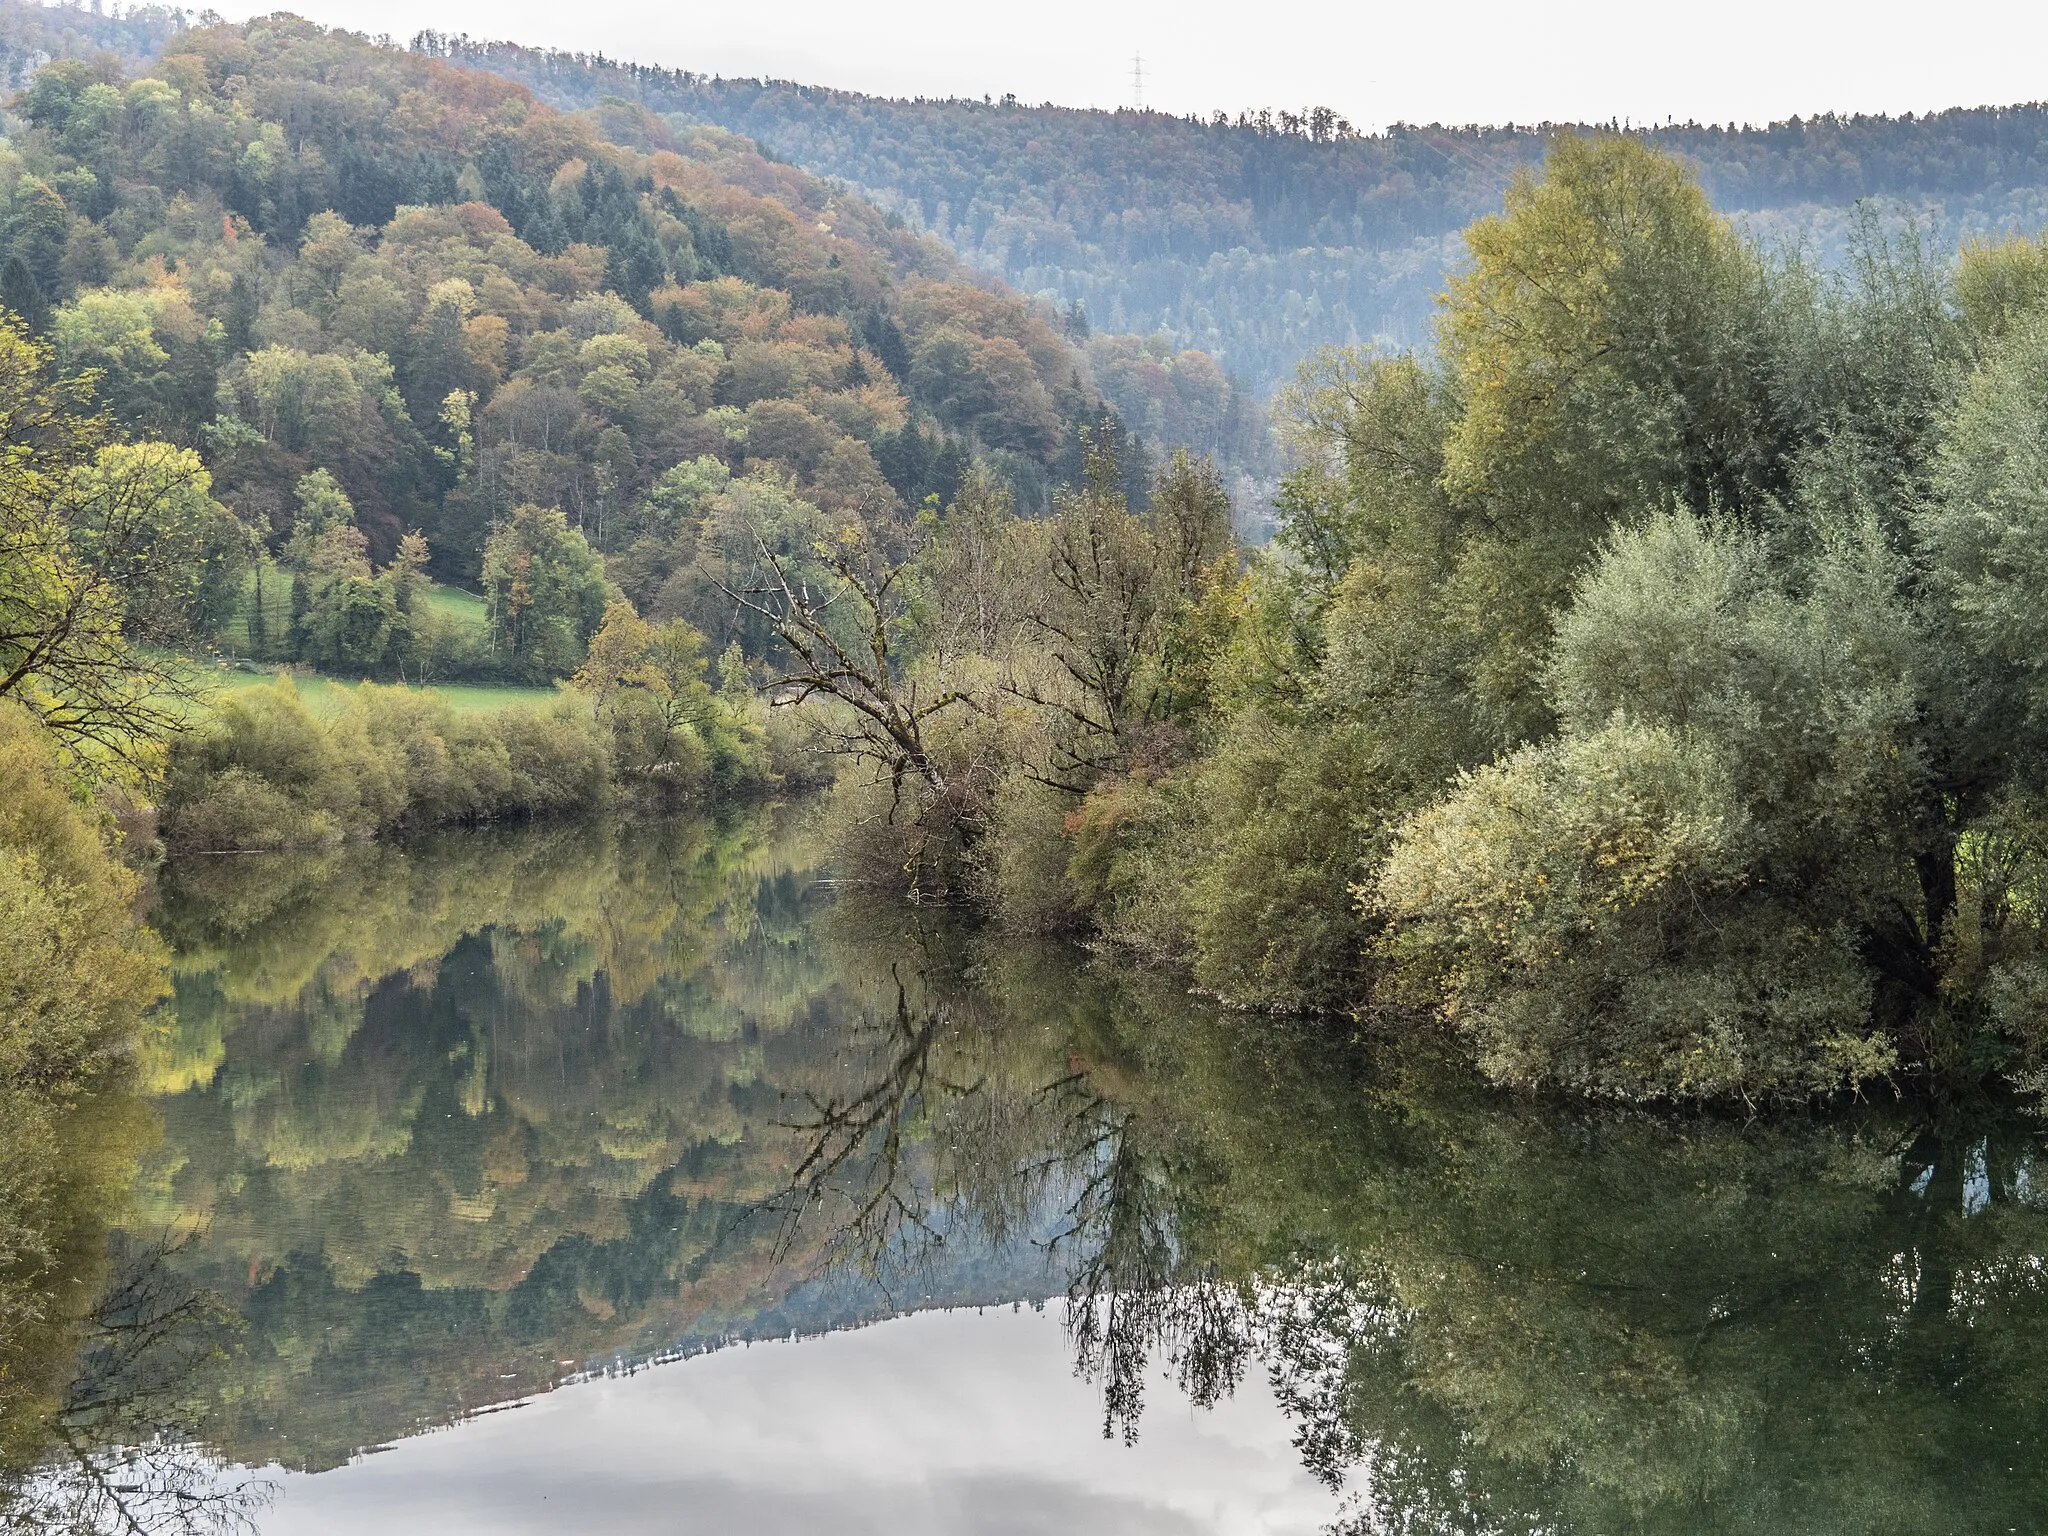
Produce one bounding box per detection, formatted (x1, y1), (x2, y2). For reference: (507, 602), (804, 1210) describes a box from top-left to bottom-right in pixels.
(182, 660), (559, 718)
(419, 582), (490, 634)
(218, 567), (492, 656)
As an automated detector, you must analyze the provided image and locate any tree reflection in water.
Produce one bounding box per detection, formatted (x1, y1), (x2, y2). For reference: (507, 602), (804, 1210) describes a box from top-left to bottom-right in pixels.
(4, 1233), (268, 1536)
(768, 917), (2048, 1534)
(15, 814), (2048, 1533)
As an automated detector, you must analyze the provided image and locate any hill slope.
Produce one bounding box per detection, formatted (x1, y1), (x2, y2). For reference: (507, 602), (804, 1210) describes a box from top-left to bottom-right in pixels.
(433, 34), (2048, 389)
(0, 6), (1273, 634)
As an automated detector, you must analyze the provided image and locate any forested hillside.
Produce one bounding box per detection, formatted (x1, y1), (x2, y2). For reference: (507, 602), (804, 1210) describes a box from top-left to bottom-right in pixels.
(0, 6), (1273, 698)
(433, 34), (2048, 389)
(0, 13), (1114, 554)
(0, 4), (1285, 863)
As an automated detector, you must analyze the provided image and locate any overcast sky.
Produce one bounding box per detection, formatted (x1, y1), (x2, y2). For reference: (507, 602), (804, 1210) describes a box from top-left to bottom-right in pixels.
(230, 0), (2048, 133)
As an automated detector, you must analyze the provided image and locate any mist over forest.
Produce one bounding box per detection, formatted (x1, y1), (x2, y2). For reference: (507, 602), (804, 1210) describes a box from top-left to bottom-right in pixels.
(437, 32), (2048, 388)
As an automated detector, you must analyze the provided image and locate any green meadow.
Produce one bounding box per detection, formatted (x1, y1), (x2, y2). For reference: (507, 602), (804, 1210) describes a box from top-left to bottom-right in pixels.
(179, 660), (559, 718)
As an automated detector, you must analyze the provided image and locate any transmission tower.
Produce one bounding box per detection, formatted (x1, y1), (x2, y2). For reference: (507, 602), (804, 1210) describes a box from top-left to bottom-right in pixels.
(1131, 52), (1144, 111)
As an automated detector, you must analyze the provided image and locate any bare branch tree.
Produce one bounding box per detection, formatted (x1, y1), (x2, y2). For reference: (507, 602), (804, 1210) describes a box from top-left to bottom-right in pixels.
(751, 968), (984, 1284)
(713, 521), (978, 799)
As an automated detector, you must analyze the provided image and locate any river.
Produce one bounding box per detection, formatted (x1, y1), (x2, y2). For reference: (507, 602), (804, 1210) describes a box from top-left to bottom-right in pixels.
(9, 808), (2048, 1534)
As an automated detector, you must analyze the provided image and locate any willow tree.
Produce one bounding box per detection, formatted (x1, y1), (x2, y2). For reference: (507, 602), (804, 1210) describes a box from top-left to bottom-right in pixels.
(1436, 133), (1782, 736)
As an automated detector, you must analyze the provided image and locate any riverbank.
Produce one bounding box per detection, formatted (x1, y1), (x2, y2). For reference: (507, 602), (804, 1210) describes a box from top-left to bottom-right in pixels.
(155, 675), (802, 854)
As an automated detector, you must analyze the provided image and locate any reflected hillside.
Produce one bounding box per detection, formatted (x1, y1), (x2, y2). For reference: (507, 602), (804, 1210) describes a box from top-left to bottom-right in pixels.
(140, 812), (829, 1469)
(132, 813), (1089, 1472)
(149, 820), (811, 1259)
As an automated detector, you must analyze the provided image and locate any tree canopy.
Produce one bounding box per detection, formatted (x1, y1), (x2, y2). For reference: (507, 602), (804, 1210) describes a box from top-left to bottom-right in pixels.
(755, 134), (2048, 1103)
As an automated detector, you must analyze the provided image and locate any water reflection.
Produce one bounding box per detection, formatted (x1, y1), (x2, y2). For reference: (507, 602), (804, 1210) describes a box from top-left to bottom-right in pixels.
(8, 1234), (268, 1536)
(749, 896), (2048, 1533)
(0, 1091), (267, 1536)
(18, 811), (2048, 1531)
(131, 810), (908, 1472)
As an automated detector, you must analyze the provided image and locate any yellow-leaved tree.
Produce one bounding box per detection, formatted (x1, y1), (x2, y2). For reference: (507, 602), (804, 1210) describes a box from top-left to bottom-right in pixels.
(1436, 133), (1773, 733)
(0, 322), (248, 763)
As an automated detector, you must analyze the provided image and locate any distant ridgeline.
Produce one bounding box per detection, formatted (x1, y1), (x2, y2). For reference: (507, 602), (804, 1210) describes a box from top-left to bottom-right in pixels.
(431, 32), (2048, 390)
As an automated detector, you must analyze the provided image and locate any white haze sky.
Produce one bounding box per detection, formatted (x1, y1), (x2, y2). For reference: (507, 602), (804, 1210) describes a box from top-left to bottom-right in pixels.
(227, 0), (2048, 132)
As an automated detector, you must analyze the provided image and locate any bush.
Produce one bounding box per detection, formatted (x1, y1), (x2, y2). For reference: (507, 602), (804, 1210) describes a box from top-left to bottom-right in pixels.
(496, 699), (616, 814)
(1377, 717), (1887, 1100)
(341, 685), (515, 824)
(1181, 711), (1389, 1012)
(163, 763), (340, 853)
(814, 704), (999, 905)
(1062, 770), (1198, 961)
(0, 703), (167, 1098)
(160, 681), (615, 851)
(976, 771), (1086, 934)
(1373, 513), (1925, 1100)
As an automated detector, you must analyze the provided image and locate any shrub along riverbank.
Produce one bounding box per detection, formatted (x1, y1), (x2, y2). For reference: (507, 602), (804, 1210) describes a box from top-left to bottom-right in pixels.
(747, 134), (2048, 1104)
(158, 640), (792, 854)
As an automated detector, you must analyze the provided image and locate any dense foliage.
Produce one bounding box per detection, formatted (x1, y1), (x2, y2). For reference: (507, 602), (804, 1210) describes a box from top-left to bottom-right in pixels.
(762, 134), (2048, 1102)
(158, 660), (777, 852)
(0, 0), (179, 90)
(0, 8), (1246, 703)
(0, 8), (1290, 853)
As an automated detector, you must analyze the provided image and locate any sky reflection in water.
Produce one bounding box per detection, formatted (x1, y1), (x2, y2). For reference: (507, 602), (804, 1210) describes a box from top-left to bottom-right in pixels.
(259, 1308), (1338, 1536)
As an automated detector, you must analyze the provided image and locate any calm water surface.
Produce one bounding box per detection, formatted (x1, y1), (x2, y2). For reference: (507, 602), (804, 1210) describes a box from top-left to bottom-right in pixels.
(14, 809), (2048, 1534)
